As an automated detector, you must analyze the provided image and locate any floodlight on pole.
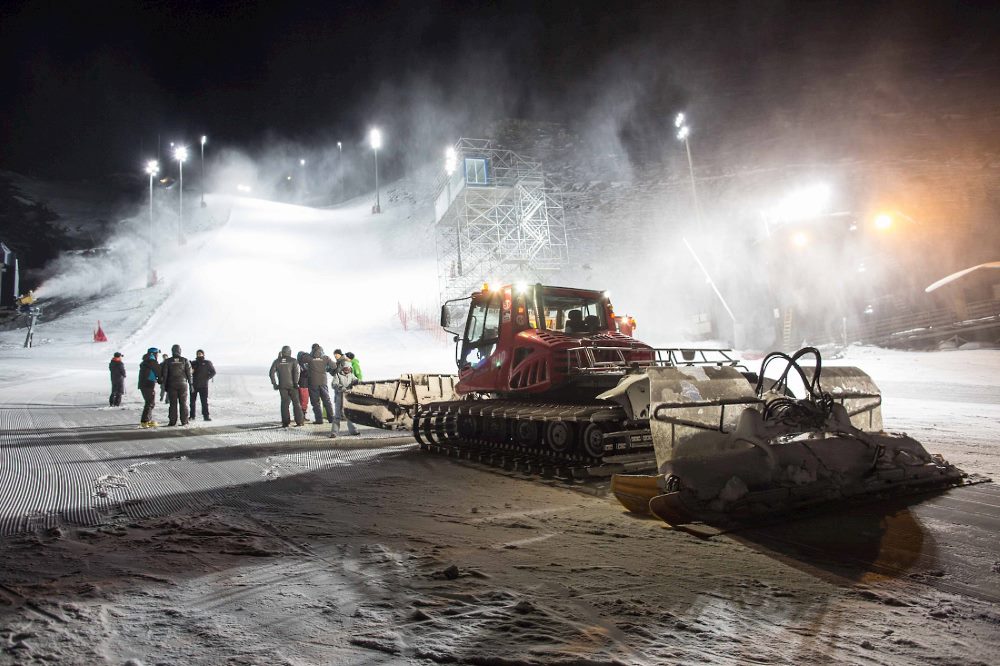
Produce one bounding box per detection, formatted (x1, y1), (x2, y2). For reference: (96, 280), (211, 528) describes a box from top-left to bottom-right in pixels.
(774, 184), (832, 222)
(145, 160), (159, 286)
(174, 145), (188, 245)
(298, 158), (308, 199)
(370, 128), (382, 213)
(200, 135), (207, 207)
(445, 146), (457, 176)
(336, 142), (343, 199)
(873, 209), (919, 231)
(674, 112), (701, 228)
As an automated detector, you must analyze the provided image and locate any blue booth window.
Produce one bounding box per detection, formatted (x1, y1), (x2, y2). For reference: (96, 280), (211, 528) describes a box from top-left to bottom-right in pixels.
(465, 158), (488, 186)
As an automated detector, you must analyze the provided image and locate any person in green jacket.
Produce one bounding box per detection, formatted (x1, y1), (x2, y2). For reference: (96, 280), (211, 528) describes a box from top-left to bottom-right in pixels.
(345, 351), (362, 381)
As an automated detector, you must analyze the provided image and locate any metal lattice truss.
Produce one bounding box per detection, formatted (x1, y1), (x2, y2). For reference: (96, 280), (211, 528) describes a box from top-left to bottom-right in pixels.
(434, 138), (569, 304)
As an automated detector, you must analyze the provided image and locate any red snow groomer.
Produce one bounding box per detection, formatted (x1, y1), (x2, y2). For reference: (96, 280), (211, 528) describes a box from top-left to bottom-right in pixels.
(345, 283), (977, 522)
(348, 283), (751, 470)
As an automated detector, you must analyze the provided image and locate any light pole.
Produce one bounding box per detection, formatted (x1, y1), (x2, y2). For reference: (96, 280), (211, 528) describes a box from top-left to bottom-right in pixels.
(299, 158), (307, 199)
(174, 145), (188, 244)
(145, 160), (159, 286)
(445, 146), (461, 275)
(336, 142), (343, 200)
(675, 113), (702, 228)
(200, 135), (207, 207)
(370, 128), (382, 214)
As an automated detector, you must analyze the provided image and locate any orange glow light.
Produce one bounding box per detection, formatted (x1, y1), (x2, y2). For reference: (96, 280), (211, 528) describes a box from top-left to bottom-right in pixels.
(874, 213), (893, 230)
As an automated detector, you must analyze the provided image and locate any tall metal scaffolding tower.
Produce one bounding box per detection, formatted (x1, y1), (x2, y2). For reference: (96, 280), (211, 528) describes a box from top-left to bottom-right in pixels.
(433, 138), (569, 305)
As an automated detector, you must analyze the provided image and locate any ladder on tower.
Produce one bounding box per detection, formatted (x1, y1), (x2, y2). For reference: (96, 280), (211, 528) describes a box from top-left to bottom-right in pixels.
(782, 308), (794, 350)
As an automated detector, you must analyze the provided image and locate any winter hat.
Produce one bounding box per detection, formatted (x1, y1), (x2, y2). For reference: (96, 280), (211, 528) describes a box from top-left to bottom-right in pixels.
(345, 352), (355, 359)
(333, 348), (343, 356)
(113, 352), (122, 358)
(171, 344), (182, 356)
(196, 349), (205, 355)
(281, 345), (292, 356)
(147, 347), (159, 355)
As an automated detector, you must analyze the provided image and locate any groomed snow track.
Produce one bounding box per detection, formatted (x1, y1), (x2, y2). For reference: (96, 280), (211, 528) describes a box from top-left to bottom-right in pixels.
(0, 402), (415, 536)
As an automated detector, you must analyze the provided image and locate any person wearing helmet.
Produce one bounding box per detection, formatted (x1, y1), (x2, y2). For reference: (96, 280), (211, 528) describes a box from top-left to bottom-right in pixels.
(269, 345), (304, 427)
(138, 348), (161, 427)
(159, 344), (193, 426)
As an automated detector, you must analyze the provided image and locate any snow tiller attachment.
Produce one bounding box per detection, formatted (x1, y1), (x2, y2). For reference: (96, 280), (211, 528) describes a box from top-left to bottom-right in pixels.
(611, 348), (975, 526)
(344, 374), (459, 430)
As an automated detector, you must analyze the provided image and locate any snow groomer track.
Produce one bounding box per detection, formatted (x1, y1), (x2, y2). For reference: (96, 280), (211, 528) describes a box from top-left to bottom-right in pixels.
(0, 402), (414, 535)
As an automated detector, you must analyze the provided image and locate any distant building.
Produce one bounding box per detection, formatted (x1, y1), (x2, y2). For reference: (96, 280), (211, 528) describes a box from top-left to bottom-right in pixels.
(0, 242), (19, 308)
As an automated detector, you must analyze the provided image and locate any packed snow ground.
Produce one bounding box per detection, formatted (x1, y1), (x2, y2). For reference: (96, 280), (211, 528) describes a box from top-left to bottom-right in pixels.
(1, 193), (998, 664)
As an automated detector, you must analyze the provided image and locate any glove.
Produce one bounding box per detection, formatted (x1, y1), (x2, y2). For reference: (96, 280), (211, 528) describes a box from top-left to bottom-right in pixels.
(272, 384), (279, 391)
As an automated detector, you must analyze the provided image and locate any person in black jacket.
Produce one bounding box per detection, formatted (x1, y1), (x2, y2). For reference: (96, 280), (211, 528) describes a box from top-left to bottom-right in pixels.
(269, 346), (305, 427)
(159, 352), (170, 403)
(159, 344), (193, 426)
(138, 348), (161, 427)
(189, 349), (217, 421)
(108, 352), (127, 407)
(306, 343), (336, 424)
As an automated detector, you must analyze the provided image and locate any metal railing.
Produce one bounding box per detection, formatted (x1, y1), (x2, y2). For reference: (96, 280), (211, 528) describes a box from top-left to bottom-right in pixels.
(565, 346), (742, 375)
(851, 298), (1000, 346)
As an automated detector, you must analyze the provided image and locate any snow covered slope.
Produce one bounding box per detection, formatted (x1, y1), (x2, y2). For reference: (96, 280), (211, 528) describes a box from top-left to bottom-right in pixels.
(3, 190), (455, 378)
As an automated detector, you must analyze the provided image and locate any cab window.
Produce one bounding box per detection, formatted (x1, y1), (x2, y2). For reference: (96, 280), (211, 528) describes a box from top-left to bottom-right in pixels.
(538, 289), (608, 334)
(463, 291), (502, 367)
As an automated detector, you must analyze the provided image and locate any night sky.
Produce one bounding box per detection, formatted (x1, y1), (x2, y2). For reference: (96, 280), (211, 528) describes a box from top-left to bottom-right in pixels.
(2, 1), (999, 177)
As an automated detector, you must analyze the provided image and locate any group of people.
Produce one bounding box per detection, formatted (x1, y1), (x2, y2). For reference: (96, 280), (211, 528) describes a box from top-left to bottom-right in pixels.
(127, 345), (216, 427)
(111, 343), (362, 436)
(269, 344), (362, 438)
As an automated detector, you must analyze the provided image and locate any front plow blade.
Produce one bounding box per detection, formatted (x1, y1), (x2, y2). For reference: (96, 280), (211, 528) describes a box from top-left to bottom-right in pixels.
(344, 374), (458, 430)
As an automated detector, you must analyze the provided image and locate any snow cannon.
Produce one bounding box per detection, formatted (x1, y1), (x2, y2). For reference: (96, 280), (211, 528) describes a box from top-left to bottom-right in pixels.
(610, 348), (975, 526)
